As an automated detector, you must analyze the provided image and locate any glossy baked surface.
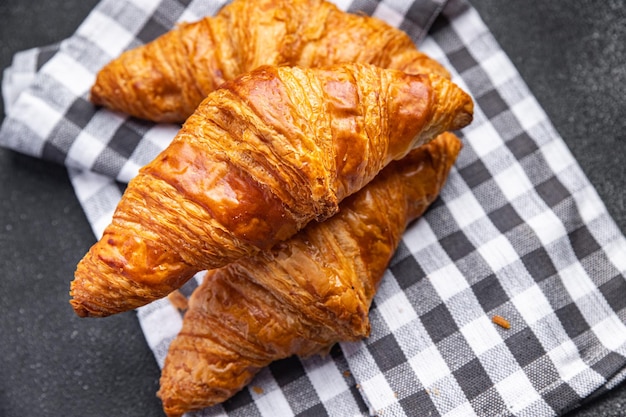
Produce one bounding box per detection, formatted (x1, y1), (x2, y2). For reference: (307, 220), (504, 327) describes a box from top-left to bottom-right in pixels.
(158, 133), (462, 416)
(90, 0), (449, 123)
(70, 63), (473, 318)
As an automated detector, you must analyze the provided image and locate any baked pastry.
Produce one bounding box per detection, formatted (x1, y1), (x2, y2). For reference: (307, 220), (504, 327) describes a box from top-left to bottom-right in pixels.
(157, 132), (462, 416)
(90, 0), (450, 123)
(70, 63), (473, 317)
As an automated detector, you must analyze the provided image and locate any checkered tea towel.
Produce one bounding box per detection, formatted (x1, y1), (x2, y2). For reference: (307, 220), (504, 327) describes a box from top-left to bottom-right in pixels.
(2, 0), (626, 416)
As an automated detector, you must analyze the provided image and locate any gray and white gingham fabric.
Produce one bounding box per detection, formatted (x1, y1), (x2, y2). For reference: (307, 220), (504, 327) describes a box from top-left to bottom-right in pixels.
(2, 0), (626, 416)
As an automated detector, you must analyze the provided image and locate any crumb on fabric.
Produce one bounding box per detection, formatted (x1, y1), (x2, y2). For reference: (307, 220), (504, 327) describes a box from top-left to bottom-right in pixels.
(492, 315), (511, 329)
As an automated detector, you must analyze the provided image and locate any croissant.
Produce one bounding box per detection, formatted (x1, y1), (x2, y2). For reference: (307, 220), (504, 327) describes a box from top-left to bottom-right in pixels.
(157, 132), (462, 416)
(70, 63), (473, 317)
(90, 0), (450, 123)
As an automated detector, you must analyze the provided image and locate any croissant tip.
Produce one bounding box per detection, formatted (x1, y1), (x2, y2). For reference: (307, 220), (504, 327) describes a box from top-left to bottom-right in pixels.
(69, 293), (111, 318)
(88, 81), (103, 105)
(69, 299), (93, 318)
(162, 408), (183, 417)
(456, 110), (474, 130)
(157, 385), (207, 417)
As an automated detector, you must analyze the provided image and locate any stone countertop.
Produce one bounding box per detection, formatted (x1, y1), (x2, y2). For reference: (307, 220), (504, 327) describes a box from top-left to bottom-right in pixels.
(0, 1), (624, 416)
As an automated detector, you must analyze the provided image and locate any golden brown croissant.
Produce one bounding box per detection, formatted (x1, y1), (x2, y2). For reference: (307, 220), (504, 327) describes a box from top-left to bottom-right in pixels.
(90, 0), (450, 123)
(70, 63), (473, 318)
(157, 132), (462, 416)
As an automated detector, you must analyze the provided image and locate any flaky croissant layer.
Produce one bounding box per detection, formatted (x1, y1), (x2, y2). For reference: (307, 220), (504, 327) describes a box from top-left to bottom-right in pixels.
(70, 63), (473, 318)
(90, 0), (450, 123)
(157, 132), (462, 417)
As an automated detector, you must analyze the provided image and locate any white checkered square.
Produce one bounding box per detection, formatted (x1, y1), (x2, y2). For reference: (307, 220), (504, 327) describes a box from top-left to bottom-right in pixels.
(420, 36), (449, 71)
(68, 169), (120, 237)
(492, 162), (534, 202)
(444, 401), (477, 417)
(548, 340), (594, 387)
(180, 0), (229, 22)
(477, 234), (520, 272)
(302, 355), (350, 403)
(373, 3), (405, 28)
(525, 209), (568, 246)
(329, 0), (351, 11)
(512, 284), (555, 326)
(69, 167), (117, 205)
(494, 369), (542, 414)
(540, 138), (576, 176)
(137, 298), (183, 355)
(450, 7), (485, 46)
(571, 185), (607, 226)
(606, 239), (626, 273)
(429, 263), (470, 302)
(460, 316), (502, 357)
(464, 119), (502, 159)
(359, 373), (399, 411)
(409, 345), (452, 387)
(117, 159), (143, 182)
(446, 190), (485, 229)
(43, 53), (95, 97)
(67, 130), (107, 169)
(560, 261), (596, 302)
(78, 10), (137, 59)
(10, 93), (63, 143)
(129, 0), (161, 15)
(593, 315), (626, 352)
(402, 218), (439, 254)
(377, 289), (419, 333)
(481, 50), (517, 89)
(511, 95), (545, 133)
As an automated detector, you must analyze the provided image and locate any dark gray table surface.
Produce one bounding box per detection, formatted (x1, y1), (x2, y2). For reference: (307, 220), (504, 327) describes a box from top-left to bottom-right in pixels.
(0, 1), (624, 416)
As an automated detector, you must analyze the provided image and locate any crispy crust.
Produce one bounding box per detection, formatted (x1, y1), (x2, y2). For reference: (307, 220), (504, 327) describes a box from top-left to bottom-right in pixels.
(158, 132), (462, 416)
(90, 0), (450, 123)
(70, 64), (472, 317)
